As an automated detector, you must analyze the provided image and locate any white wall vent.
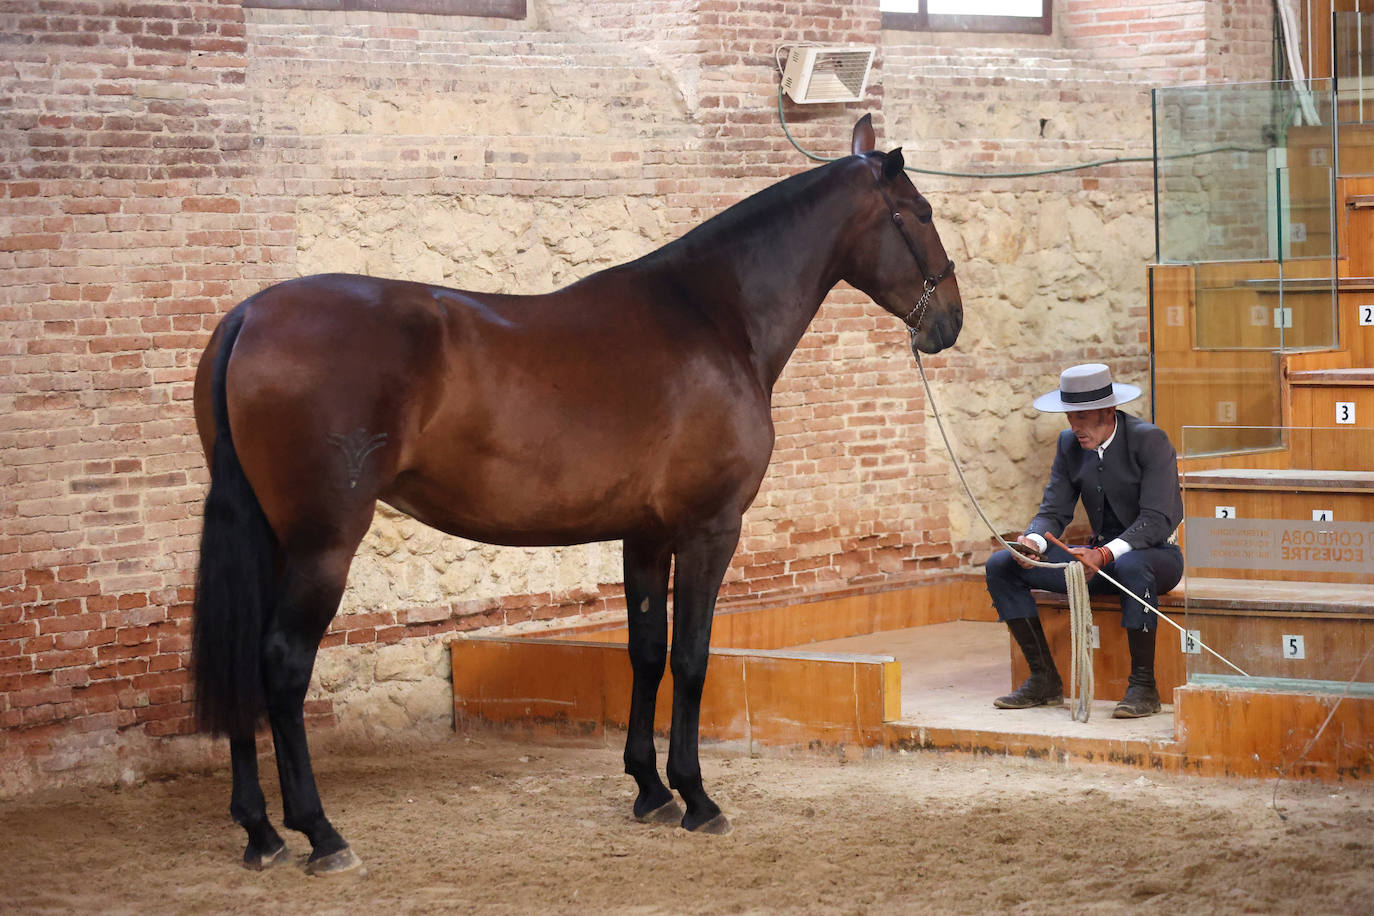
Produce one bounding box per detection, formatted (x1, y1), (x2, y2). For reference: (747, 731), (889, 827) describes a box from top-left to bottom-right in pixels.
(781, 45), (875, 104)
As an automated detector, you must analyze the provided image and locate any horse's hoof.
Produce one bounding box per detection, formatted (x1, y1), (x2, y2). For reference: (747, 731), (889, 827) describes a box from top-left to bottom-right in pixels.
(242, 841), (290, 871)
(635, 798), (684, 824)
(685, 813), (733, 835)
(305, 846), (364, 876)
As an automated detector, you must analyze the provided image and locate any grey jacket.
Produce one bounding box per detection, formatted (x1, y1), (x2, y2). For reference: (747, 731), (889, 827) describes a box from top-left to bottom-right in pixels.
(1025, 411), (1183, 551)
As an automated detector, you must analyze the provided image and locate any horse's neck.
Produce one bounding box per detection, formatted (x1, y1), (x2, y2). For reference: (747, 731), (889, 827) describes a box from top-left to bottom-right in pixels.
(675, 177), (856, 389)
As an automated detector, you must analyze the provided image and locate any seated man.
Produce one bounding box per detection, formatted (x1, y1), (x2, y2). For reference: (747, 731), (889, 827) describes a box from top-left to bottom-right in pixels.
(985, 363), (1184, 718)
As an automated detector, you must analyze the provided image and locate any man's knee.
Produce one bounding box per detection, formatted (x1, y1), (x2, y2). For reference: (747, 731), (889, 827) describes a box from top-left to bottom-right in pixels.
(1115, 549), (1182, 594)
(1111, 553), (1164, 629)
(1113, 551), (1154, 582)
(986, 549), (1019, 584)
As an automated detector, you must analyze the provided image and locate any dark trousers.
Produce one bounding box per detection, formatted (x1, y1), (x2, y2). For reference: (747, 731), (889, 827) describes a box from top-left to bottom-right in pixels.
(985, 542), (1184, 631)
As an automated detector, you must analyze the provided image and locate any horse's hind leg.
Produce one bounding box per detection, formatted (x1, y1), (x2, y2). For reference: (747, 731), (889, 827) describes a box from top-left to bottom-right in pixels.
(621, 535), (681, 823)
(263, 548), (361, 875)
(230, 736), (289, 868)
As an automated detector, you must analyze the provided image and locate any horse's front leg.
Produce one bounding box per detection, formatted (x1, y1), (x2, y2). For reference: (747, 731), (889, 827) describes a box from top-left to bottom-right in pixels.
(666, 521), (740, 834)
(621, 535), (681, 823)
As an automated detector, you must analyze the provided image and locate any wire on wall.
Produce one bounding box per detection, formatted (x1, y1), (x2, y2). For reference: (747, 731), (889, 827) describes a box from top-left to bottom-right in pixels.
(775, 84), (1257, 179)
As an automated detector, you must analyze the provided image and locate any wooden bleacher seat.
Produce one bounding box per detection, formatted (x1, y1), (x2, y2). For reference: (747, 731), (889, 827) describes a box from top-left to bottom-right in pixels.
(1018, 578), (1374, 703)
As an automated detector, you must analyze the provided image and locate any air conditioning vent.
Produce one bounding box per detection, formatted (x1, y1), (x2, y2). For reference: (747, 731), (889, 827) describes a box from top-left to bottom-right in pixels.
(781, 45), (875, 105)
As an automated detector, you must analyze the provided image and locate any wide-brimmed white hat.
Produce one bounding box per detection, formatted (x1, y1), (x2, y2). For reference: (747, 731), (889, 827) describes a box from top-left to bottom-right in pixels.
(1032, 363), (1141, 413)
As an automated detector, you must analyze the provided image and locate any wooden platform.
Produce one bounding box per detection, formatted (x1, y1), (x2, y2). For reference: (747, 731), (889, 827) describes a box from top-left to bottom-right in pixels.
(451, 577), (1374, 782)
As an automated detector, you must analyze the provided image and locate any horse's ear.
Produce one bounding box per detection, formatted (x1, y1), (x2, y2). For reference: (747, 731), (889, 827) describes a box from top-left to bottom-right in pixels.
(882, 147), (906, 180)
(851, 114), (876, 155)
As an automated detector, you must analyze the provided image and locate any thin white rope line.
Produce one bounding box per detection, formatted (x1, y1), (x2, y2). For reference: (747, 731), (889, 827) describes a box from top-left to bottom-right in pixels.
(911, 349), (1251, 679)
(1087, 565), (1248, 678)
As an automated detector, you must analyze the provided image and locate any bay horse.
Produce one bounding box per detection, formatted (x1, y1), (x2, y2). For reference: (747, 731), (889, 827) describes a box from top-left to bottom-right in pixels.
(190, 115), (961, 874)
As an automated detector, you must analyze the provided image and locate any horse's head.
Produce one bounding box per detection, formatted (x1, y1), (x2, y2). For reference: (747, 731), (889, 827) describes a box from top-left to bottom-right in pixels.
(843, 115), (963, 355)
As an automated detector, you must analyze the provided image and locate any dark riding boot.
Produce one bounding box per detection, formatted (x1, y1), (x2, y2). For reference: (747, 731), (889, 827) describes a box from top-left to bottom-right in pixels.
(1113, 625), (1162, 718)
(994, 617), (1064, 709)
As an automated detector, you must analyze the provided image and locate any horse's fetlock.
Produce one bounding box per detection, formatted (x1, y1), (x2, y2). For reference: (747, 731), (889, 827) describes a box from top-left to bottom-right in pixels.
(283, 808), (327, 835)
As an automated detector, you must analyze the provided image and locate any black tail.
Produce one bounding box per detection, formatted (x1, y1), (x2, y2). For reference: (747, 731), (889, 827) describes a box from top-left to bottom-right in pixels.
(191, 307), (276, 739)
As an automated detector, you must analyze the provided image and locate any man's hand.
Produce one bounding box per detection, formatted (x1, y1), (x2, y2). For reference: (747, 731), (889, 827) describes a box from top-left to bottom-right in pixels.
(1068, 546), (1105, 580)
(1009, 535), (1043, 569)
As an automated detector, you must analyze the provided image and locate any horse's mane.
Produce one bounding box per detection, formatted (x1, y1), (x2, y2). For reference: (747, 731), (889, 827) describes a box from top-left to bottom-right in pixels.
(637, 154), (867, 266)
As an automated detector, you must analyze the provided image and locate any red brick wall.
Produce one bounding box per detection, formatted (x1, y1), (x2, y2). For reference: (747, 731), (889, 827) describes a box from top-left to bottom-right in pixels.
(0, 0), (300, 785)
(0, 0), (1277, 788)
(1064, 0), (1274, 82)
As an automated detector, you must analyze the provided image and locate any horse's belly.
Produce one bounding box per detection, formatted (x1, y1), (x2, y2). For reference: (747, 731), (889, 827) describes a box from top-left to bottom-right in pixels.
(379, 466), (657, 548)
(382, 349), (774, 546)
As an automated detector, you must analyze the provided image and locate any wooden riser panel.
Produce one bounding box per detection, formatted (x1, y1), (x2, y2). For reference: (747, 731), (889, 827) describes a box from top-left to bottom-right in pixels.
(1182, 485), (1374, 583)
(1290, 385), (1374, 439)
(1340, 176), (1374, 365)
(1175, 609), (1374, 684)
(1172, 686), (1374, 780)
(1194, 291), (1336, 351)
(1184, 485), (1374, 521)
(1153, 263), (1333, 357)
(1151, 266), (1288, 448)
(554, 576), (996, 650)
(451, 637), (897, 749)
(1012, 602), (1187, 702)
(1284, 425), (1374, 470)
(1333, 290), (1374, 365)
(1153, 368), (1284, 447)
(1193, 260), (1336, 351)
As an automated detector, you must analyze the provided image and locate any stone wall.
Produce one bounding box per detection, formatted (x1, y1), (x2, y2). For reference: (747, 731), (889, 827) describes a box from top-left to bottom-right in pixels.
(0, 0), (1275, 790)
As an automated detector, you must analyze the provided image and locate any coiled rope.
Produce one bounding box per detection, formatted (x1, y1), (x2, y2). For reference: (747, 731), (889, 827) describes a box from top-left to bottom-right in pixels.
(908, 345), (1250, 722)
(1063, 558), (1094, 721)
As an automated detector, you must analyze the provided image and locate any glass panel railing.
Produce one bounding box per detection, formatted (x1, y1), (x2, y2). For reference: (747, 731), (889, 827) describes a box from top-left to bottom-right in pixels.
(1154, 80), (1334, 266)
(1151, 81), (1339, 457)
(1178, 426), (1374, 694)
(1192, 258), (1338, 352)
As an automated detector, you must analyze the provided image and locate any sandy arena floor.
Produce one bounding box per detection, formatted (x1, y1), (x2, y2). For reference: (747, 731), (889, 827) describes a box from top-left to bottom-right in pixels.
(2, 728), (1372, 914)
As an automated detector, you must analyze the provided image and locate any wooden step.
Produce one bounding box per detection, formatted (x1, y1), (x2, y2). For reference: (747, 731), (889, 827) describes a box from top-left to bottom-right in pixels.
(1288, 367), (1374, 386)
(1183, 467), (1374, 492)
(1027, 576), (1374, 701)
(1035, 576), (1374, 616)
(1183, 467), (1374, 518)
(1236, 277), (1374, 292)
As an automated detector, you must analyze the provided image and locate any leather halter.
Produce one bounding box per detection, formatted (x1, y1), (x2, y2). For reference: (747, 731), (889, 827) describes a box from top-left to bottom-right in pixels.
(874, 178), (956, 334)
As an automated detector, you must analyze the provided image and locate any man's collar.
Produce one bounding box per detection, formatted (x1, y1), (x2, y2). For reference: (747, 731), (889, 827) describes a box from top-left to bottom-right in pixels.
(1095, 414), (1119, 458)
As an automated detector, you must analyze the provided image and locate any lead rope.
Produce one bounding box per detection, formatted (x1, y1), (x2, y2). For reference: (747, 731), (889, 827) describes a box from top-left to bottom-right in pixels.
(908, 343), (1250, 721)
